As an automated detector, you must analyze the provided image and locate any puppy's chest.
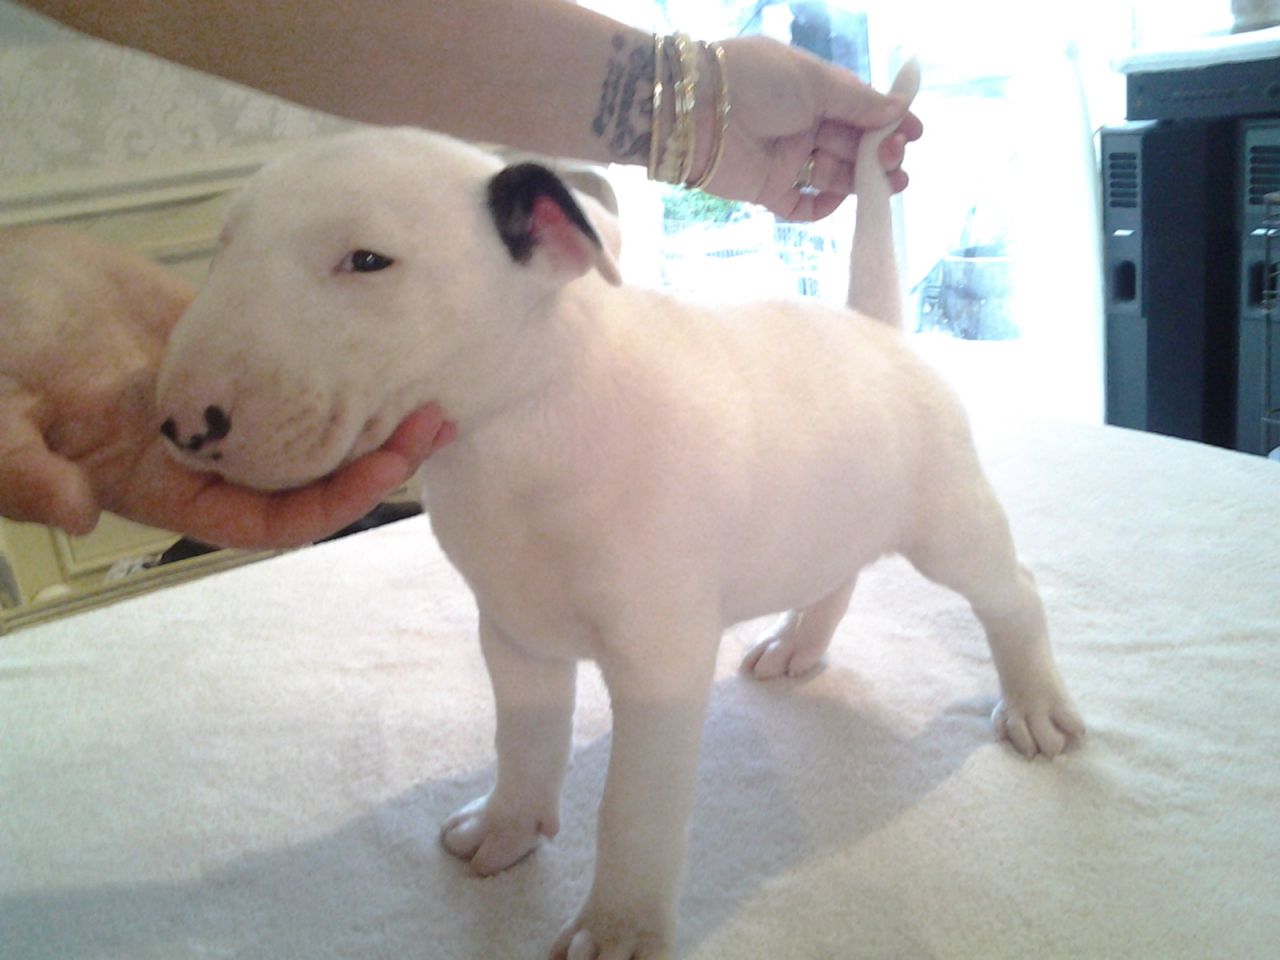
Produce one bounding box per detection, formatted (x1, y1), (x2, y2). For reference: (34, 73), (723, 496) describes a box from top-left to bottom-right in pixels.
(423, 462), (624, 658)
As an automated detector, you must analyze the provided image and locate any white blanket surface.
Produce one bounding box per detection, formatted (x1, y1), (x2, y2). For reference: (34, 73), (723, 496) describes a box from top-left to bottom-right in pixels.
(3, 419), (1278, 959)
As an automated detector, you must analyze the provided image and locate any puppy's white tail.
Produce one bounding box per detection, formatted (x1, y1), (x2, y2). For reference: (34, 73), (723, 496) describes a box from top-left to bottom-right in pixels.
(848, 58), (921, 328)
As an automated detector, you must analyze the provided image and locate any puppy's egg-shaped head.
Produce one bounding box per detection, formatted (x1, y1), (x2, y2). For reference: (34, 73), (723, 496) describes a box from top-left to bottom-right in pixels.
(156, 129), (622, 491)
(156, 130), (508, 490)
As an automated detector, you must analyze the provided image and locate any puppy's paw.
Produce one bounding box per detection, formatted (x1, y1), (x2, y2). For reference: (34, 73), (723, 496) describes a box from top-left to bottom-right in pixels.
(740, 616), (825, 681)
(993, 689), (1085, 760)
(439, 794), (553, 875)
(550, 909), (672, 960)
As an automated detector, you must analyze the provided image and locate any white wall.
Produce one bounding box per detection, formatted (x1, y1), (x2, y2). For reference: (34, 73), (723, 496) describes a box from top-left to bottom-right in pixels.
(0, 1), (350, 179)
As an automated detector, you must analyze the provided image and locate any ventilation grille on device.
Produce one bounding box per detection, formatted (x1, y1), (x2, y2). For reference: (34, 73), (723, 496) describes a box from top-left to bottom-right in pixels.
(1248, 144), (1280, 206)
(1106, 152), (1139, 209)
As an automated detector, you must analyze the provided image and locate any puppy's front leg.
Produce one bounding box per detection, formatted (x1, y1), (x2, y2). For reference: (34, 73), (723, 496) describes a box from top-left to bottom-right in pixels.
(552, 633), (718, 960)
(441, 612), (576, 875)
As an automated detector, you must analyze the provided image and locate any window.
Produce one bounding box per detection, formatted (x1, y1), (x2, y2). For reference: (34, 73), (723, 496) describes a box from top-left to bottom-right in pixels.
(585, 1), (1228, 424)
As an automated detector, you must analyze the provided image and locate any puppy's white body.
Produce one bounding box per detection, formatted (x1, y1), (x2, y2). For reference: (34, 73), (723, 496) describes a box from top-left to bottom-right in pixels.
(158, 63), (1082, 959)
(429, 291), (927, 653)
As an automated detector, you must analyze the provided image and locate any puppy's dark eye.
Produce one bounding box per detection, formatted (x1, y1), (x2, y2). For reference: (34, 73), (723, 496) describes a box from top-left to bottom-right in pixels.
(340, 249), (395, 273)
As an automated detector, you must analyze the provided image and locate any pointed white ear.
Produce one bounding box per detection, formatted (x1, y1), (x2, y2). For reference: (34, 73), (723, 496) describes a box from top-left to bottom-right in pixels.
(487, 163), (622, 287)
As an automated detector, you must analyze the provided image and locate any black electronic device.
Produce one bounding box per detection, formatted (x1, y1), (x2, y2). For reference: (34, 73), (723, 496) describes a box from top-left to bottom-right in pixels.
(1127, 55), (1280, 122)
(1100, 120), (1238, 446)
(1236, 120), (1280, 457)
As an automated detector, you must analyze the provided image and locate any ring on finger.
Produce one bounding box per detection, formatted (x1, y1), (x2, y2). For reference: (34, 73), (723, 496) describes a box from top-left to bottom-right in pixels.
(793, 151), (819, 195)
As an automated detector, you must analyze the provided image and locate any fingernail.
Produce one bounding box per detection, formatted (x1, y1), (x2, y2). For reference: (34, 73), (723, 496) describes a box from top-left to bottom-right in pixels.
(432, 421), (458, 453)
(61, 504), (100, 537)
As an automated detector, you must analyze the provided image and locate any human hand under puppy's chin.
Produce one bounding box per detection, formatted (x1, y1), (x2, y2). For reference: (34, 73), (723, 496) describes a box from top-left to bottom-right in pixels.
(106, 404), (455, 550)
(0, 226), (454, 549)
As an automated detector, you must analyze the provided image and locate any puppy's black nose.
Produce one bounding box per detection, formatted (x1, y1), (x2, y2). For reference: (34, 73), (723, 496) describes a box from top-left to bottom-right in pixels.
(203, 405), (231, 441)
(161, 405), (232, 453)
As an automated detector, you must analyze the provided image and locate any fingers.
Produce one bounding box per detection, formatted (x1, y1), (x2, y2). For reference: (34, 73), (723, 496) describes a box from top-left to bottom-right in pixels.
(0, 457), (99, 536)
(879, 132), (908, 175)
(880, 132), (912, 194)
(812, 57), (924, 148)
(815, 115), (920, 164)
(799, 145), (853, 196)
(777, 126), (913, 219)
(800, 117), (917, 192)
(891, 109), (925, 145)
(811, 55), (912, 130)
(0, 402), (99, 535)
(264, 406), (454, 547)
(774, 188), (847, 224)
(155, 405), (455, 550)
(380, 404), (457, 460)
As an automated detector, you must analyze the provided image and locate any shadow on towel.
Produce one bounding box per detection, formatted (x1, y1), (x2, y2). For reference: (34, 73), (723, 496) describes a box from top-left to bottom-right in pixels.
(2, 673), (988, 960)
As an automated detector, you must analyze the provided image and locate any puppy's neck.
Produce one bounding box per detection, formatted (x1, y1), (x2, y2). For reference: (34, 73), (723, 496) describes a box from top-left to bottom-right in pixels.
(432, 282), (609, 434)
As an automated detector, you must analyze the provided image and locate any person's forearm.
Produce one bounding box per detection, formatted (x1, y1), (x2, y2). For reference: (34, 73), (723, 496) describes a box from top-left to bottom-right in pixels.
(17, 0), (656, 165)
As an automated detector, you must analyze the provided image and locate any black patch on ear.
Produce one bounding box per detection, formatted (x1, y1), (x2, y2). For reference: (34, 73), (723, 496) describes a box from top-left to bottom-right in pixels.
(487, 163), (603, 264)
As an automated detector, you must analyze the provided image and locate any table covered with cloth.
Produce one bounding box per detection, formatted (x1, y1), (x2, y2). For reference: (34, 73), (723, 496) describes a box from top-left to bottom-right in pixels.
(3, 419), (1278, 959)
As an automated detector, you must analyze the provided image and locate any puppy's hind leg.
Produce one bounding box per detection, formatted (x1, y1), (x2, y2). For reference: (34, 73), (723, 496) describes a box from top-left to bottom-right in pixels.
(741, 576), (857, 680)
(905, 473), (1084, 759)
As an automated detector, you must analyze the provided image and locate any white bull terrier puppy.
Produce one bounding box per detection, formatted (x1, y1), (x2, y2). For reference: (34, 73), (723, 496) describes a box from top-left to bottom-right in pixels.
(158, 61), (1083, 959)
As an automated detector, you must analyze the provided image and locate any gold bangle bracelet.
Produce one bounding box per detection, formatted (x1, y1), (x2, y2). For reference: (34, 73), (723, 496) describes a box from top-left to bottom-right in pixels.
(654, 32), (697, 184)
(672, 32), (700, 185)
(648, 33), (666, 181)
(689, 41), (730, 191)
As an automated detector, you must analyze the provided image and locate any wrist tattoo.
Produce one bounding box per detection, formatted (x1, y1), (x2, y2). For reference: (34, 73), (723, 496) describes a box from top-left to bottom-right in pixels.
(592, 33), (653, 162)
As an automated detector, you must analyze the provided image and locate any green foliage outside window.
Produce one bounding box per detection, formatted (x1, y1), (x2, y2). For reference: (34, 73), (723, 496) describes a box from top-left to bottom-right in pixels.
(661, 187), (745, 228)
